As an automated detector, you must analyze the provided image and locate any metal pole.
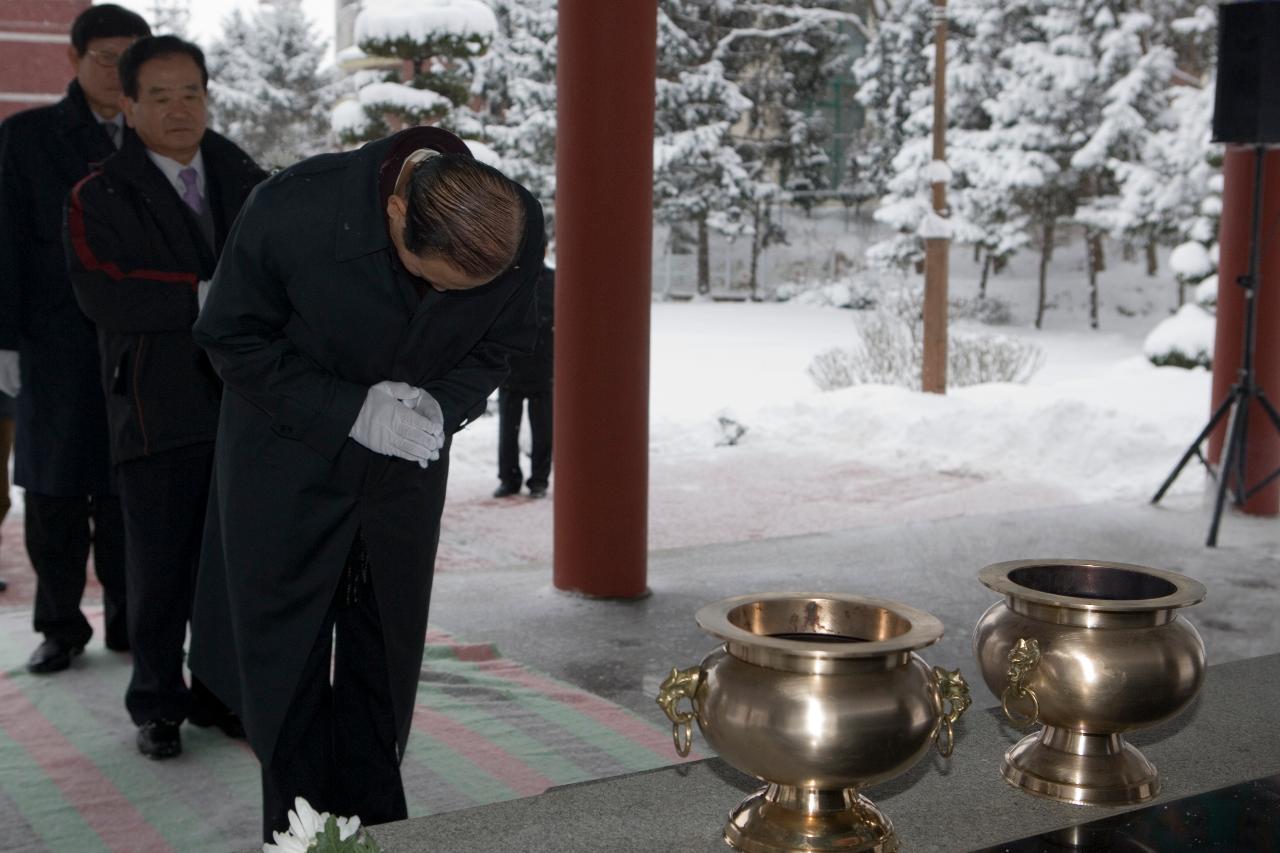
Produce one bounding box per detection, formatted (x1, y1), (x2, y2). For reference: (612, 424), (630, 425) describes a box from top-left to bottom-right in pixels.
(921, 0), (950, 394)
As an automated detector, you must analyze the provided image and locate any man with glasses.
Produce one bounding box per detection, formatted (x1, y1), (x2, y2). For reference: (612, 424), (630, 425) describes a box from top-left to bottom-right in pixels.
(0, 5), (150, 675)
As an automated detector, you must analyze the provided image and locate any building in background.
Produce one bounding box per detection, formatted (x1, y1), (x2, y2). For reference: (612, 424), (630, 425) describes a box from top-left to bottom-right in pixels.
(0, 0), (90, 120)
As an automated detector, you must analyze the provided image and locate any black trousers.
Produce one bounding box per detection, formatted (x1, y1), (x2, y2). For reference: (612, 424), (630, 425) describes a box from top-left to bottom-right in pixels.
(25, 491), (127, 648)
(262, 532), (406, 841)
(497, 386), (553, 490)
(116, 445), (212, 724)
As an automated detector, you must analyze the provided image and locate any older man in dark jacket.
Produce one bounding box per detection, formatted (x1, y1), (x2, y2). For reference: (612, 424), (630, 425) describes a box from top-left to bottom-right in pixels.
(0, 4), (151, 675)
(66, 35), (265, 761)
(189, 125), (543, 839)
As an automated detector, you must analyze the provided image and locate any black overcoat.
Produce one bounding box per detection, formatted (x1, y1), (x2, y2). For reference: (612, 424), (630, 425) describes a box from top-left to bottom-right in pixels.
(66, 130), (266, 463)
(0, 81), (116, 495)
(189, 128), (543, 763)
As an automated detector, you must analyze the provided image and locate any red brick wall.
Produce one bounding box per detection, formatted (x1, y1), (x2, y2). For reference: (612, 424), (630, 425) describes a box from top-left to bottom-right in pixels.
(0, 0), (90, 120)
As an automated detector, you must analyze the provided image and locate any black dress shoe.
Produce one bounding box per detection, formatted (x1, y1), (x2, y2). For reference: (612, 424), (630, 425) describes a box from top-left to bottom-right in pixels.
(104, 633), (130, 652)
(493, 483), (520, 498)
(528, 486), (548, 499)
(136, 719), (182, 759)
(0, 578), (8, 591)
(26, 638), (84, 674)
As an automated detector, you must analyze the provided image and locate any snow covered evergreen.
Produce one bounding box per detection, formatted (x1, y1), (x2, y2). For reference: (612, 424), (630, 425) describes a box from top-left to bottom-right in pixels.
(333, 0), (497, 146)
(206, 0), (335, 171)
(655, 0), (864, 295)
(455, 0), (558, 219)
(860, 0), (1222, 331)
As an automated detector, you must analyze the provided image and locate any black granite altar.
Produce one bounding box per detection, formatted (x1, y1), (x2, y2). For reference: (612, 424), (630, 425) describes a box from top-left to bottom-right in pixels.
(367, 654), (1280, 853)
(972, 773), (1280, 852)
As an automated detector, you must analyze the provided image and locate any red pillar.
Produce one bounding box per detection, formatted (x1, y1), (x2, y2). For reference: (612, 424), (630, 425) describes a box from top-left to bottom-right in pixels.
(552, 0), (656, 596)
(1208, 146), (1280, 516)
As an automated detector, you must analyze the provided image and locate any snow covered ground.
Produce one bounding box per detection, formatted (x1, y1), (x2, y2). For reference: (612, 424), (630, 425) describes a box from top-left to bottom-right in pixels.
(436, 234), (1222, 571)
(0, 223), (1224, 571)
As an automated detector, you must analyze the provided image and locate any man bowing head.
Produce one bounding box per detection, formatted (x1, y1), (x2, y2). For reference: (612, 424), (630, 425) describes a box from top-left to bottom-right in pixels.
(187, 125), (544, 840)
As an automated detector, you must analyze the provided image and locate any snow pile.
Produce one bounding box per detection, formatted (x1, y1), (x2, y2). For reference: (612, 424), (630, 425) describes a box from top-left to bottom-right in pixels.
(331, 99), (370, 137)
(1143, 303), (1215, 369)
(1169, 241), (1214, 281)
(358, 82), (451, 114)
(355, 0), (497, 45)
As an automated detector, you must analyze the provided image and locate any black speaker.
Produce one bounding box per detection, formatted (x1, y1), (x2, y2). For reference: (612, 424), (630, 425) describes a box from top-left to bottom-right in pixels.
(1213, 1), (1280, 144)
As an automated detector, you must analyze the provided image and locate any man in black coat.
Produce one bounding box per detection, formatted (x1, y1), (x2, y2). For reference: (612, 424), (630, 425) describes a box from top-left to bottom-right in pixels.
(494, 263), (554, 498)
(66, 35), (265, 761)
(0, 5), (150, 674)
(188, 126), (543, 840)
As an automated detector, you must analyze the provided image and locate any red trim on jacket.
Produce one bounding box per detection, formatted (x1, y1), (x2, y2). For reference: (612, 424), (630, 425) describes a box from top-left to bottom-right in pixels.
(67, 172), (199, 288)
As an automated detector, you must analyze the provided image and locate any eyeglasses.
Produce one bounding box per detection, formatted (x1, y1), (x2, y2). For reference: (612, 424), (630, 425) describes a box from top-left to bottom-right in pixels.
(84, 48), (124, 68)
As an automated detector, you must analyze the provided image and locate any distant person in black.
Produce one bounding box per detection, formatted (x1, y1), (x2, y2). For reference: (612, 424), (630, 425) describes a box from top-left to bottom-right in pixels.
(494, 262), (554, 498)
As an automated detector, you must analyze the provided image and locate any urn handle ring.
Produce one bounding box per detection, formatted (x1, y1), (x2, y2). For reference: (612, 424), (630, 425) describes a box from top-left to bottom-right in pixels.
(1001, 638), (1041, 728)
(932, 666), (972, 757)
(657, 665), (702, 757)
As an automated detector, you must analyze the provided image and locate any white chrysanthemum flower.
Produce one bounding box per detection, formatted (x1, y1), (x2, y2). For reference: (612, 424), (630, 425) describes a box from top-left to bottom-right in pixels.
(288, 797), (327, 841)
(263, 830), (309, 853)
(336, 815), (362, 841)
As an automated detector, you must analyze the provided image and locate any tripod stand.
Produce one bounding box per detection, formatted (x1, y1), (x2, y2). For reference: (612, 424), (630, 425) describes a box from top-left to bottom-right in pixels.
(1152, 144), (1280, 546)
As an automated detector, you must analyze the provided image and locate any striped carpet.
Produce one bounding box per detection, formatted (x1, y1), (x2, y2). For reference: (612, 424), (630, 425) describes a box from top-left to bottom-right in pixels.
(0, 606), (697, 852)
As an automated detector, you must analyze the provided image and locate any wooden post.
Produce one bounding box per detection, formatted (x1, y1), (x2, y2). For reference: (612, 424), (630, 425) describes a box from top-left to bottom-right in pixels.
(921, 0), (950, 394)
(552, 0), (657, 596)
(1208, 146), (1280, 516)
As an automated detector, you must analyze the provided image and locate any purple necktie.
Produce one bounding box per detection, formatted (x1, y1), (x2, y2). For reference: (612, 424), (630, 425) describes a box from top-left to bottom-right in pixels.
(178, 167), (203, 215)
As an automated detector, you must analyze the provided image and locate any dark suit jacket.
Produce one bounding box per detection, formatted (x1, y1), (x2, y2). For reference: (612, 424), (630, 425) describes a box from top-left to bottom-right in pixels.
(189, 127), (544, 762)
(0, 81), (116, 494)
(65, 130), (266, 463)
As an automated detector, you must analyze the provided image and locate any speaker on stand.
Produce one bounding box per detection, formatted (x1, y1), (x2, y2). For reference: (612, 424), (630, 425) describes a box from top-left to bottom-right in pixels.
(1152, 0), (1280, 545)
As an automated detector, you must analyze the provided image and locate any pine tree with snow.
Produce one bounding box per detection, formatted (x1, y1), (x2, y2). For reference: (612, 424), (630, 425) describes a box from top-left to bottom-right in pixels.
(455, 0), (558, 219)
(334, 0), (497, 147)
(653, 0), (755, 296)
(714, 1), (866, 296)
(852, 0), (932, 209)
(207, 0), (335, 171)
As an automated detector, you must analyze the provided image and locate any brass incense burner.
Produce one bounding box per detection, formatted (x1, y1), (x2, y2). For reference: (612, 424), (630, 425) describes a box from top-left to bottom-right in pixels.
(974, 559), (1206, 806)
(658, 593), (971, 853)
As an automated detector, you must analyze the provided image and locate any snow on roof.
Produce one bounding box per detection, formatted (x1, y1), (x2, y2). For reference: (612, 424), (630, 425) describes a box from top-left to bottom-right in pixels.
(359, 81), (452, 114)
(336, 44), (367, 63)
(355, 0), (497, 45)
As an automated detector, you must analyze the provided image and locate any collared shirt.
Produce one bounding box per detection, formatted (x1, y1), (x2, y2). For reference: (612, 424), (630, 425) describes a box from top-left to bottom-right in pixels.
(94, 112), (125, 149)
(146, 147), (207, 201)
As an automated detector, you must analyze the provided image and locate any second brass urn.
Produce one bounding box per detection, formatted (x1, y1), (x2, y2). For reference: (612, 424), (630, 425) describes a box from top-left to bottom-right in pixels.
(658, 592), (970, 853)
(973, 559), (1206, 806)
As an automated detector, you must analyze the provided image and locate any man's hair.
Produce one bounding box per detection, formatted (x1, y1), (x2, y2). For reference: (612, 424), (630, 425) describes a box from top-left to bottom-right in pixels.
(119, 35), (208, 100)
(403, 155), (526, 283)
(70, 4), (151, 56)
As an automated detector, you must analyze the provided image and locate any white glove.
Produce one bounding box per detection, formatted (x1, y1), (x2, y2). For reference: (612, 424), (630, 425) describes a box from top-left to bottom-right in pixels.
(0, 349), (19, 397)
(349, 381), (443, 467)
(410, 388), (444, 438)
(197, 280), (211, 311)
